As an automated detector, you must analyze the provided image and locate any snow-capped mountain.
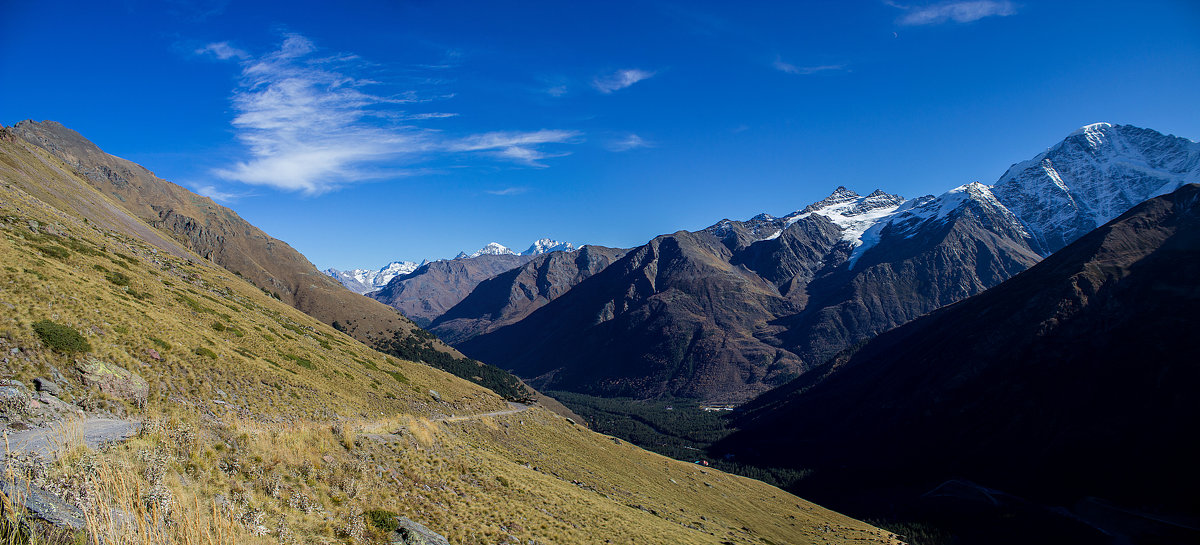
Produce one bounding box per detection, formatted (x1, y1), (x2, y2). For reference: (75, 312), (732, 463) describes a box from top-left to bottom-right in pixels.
(523, 238), (576, 256)
(324, 260), (423, 294)
(456, 239), (577, 259)
(722, 123), (1199, 269)
(991, 122), (1200, 253)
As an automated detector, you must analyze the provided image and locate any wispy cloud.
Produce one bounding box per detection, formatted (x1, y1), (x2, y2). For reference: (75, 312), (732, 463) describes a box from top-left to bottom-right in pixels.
(773, 57), (845, 75)
(447, 130), (580, 167)
(195, 41), (248, 60)
(608, 134), (652, 152)
(194, 184), (249, 203)
(485, 187), (529, 196)
(593, 69), (655, 93)
(889, 1), (1016, 26)
(203, 33), (580, 194)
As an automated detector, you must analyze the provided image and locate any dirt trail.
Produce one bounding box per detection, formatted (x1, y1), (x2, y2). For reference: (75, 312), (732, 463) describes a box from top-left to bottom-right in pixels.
(433, 401), (530, 423)
(2, 418), (138, 460)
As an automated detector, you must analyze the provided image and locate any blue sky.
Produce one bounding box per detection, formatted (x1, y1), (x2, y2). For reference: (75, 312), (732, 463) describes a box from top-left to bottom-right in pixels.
(2, 1), (1198, 269)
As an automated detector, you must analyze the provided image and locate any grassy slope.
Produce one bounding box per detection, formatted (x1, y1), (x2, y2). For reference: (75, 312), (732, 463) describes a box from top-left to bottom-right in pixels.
(0, 131), (896, 544)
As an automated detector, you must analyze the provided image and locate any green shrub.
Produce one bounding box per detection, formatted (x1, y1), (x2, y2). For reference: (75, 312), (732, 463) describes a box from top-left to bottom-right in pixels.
(211, 322), (226, 332)
(388, 371), (409, 385)
(32, 320), (91, 353)
(35, 245), (70, 259)
(365, 509), (399, 532)
(194, 347), (217, 359)
(283, 354), (315, 370)
(149, 337), (171, 350)
(105, 271), (130, 286)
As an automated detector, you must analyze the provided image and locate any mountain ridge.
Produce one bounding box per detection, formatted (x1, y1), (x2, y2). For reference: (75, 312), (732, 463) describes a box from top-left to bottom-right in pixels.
(449, 123), (1198, 403)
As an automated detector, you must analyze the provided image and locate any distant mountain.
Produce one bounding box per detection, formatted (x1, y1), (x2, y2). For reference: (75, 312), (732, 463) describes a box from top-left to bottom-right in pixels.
(718, 184), (1200, 544)
(455, 239), (577, 259)
(324, 260), (423, 294)
(327, 239), (574, 294)
(430, 245), (627, 344)
(368, 239), (578, 326)
(453, 123), (1199, 403)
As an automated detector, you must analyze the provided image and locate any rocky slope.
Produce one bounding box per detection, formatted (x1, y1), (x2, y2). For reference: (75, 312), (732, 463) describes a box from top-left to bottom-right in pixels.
(453, 123), (1199, 403)
(718, 184), (1200, 544)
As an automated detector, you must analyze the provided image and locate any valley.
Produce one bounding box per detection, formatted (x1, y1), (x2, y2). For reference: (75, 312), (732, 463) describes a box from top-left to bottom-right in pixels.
(0, 122), (897, 544)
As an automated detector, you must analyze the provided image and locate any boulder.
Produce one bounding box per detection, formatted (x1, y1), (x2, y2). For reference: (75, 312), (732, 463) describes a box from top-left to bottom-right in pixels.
(0, 478), (86, 531)
(389, 517), (450, 545)
(77, 358), (148, 406)
(33, 377), (61, 396)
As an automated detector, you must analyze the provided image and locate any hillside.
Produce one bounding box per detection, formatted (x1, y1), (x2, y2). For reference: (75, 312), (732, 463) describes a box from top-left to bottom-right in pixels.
(5, 120), (535, 402)
(9, 120), (427, 351)
(718, 184), (1200, 544)
(0, 125), (895, 544)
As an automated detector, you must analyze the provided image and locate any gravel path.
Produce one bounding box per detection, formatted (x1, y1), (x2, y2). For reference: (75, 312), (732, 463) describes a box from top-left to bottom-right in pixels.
(433, 401), (530, 423)
(2, 418), (139, 460)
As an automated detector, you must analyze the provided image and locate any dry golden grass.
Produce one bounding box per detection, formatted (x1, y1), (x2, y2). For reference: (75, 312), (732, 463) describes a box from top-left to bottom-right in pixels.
(0, 133), (902, 544)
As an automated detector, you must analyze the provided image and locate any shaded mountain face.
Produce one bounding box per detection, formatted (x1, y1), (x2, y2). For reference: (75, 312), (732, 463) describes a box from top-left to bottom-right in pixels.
(719, 184), (1200, 538)
(429, 245), (627, 344)
(369, 253), (537, 326)
(7, 120), (435, 352)
(458, 230), (806, 401)
(450, 124), (1198, 403)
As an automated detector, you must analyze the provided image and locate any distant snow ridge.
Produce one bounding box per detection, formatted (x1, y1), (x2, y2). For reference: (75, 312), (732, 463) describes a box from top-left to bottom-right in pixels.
(523, 238), (576, 255)
(457, 239), (577, 259)
(738, 123), (1199, 268)
(324, 260), (423, 294)
(782, 188), (907, 248)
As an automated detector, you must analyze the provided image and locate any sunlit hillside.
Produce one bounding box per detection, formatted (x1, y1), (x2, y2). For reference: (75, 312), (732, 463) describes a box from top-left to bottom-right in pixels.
(0, 128), (898, 544)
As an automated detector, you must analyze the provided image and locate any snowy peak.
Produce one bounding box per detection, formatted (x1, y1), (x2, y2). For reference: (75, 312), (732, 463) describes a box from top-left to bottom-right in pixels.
(798, 186), (862, 214)
(783, 188), (906, 248)
(465, 242), (517, 258)
(992, 123), (1200, 253)
(458, 239), (578, 259)
(522, 238), (576, 256)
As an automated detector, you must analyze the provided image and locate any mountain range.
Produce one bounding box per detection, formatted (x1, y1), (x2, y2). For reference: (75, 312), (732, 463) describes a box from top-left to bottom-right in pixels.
(718, 183), (1200, 544)
(444, 123), (1198, 403)
(362, 240), (577, 326)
